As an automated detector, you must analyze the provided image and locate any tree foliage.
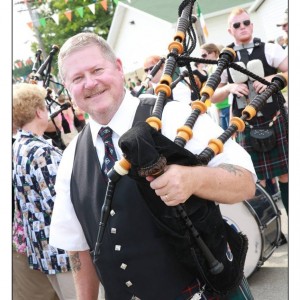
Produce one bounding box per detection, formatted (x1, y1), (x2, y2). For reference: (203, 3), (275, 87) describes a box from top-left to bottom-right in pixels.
(13, 0), (116, 80)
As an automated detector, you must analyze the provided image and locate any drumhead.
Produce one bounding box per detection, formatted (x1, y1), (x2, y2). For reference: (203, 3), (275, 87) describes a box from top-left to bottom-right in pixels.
(220, 184), (281, 278)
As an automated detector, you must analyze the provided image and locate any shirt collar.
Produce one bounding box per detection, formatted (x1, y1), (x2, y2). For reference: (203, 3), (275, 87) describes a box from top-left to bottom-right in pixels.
(89, 89), (139, 146)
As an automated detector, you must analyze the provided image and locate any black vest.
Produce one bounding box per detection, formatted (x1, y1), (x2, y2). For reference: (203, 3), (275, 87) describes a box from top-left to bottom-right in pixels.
(227, 39), (279, 121)
(70, 99), (194, 300)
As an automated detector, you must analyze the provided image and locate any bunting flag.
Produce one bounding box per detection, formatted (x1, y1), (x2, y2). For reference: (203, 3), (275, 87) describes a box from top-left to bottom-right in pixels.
(88, 3), (95, 14)
(76, 7), (84, 18)
(27, 21), (33, 30)
(23, 1), (112, 30)
(196, 1), (208, 38)
(52, 13), (59, 25)
(39, 17), (46, 27)
(64, 10), (72, 21)
(100, 0), (108, 11)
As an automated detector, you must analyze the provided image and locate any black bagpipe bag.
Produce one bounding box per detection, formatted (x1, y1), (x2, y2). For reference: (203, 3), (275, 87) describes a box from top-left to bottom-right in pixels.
(118, 121), (248, 295)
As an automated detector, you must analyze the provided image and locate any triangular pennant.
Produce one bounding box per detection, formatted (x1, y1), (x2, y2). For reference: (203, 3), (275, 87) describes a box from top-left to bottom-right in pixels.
(27, 21), (33, 30)
(52, 13), (59, 25)
(88, 3), (95, 14)
(64, 10), (72, 22)
(100, 0), (108, 11)
(76, 7), (84, 18)
(39, 17), (46, 27)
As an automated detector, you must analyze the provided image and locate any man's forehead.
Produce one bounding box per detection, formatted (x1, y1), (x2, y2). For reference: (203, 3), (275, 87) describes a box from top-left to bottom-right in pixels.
(229, 12), (249, 24)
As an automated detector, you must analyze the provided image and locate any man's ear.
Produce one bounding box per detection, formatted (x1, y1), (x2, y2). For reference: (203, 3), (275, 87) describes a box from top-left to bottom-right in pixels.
(228, 27), (233, 36)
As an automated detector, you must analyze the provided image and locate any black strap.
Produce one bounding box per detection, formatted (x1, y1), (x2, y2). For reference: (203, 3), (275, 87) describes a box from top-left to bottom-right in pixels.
(239, 48), (249, 64)
(132, 97), (157, 126)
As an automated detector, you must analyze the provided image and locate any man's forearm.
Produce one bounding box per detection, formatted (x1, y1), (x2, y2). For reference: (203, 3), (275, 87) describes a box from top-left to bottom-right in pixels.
(69, 250), (100, 300)
(211, 84), (230, 103)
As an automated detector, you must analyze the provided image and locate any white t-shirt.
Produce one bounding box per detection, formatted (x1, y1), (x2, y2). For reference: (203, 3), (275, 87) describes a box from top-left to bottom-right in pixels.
(49, 90), (256, 251)
(221, 40), (287, 84)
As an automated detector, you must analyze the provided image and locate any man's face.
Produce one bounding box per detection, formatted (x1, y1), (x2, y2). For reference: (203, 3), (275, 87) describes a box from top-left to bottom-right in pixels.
(63, 44), (125, 123)
(143, 59), (163, 84)
(282, 23), (288, 34)
(228, 12), (253, 45)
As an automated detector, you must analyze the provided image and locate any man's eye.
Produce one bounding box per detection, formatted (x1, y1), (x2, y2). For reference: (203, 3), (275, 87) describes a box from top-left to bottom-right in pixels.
(94, 68), (103, 74)
(73, 76), (82, 83)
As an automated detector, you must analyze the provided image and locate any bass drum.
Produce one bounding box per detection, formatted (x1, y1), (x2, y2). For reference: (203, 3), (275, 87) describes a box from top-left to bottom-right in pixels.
(220, 184), (281, 278)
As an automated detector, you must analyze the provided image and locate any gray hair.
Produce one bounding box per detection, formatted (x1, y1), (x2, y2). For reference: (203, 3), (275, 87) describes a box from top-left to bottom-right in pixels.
(58, 32), (116, 81)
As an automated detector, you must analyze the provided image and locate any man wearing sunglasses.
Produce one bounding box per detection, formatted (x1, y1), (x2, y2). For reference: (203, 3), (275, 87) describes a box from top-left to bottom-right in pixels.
(211, 7), (289, 216)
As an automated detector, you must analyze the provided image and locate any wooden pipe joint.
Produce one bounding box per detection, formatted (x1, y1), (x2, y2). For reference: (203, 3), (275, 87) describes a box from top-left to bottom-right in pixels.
(191, 100), (207, 114)
(168, 41), (184, 54)
(173, 31), (185, 43)
(146, 116), (162, 131)
(155, 84), (172, 97)
(200, 86), (214, 99)
(176, 125), (193, 142)
(208, 138), (224, 155)
(230, 117), (245, 132)
(242, 105), (257, 120)
(160, 74), (173, 86)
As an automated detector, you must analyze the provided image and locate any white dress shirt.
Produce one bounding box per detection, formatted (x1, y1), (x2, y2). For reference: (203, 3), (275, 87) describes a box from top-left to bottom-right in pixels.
(49, 90), (256, 251)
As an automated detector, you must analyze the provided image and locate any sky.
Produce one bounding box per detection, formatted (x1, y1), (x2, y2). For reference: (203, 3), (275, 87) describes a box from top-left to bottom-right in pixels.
(13, 1), (37, 62)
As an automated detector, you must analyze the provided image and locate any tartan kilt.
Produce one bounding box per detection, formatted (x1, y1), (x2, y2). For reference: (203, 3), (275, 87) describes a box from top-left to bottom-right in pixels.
(236, 112), (288, 180)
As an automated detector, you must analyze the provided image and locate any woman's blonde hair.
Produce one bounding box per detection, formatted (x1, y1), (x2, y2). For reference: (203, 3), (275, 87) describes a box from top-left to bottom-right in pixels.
(13, 83), (47, 128)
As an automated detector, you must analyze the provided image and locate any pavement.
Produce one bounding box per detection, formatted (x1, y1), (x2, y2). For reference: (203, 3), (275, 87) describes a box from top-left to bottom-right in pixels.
(246, 197), (288, 300)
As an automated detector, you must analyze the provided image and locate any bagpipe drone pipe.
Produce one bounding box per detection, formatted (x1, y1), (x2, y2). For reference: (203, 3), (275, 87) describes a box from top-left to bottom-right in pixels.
(30, 46), (82, 150)
(93, 0), (288, 295)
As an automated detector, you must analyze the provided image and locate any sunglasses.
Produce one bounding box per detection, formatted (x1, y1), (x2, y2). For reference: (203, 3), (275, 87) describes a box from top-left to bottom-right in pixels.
(144, 66), (154, 73)
(232, 19), (251, 29)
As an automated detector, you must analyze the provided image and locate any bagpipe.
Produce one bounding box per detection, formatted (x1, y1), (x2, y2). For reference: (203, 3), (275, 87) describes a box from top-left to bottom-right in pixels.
(30, 46), (83, 150)
(93, 0), (287, 295)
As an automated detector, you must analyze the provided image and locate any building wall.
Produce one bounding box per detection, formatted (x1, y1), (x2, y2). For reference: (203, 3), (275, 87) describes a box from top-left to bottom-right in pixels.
(108, 0), (287, 76)
(200, 0), (287, 46)
(109, 4), (176, 74)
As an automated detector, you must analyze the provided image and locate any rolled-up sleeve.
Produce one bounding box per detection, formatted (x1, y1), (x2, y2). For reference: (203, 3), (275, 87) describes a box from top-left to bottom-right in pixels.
(49, 137), (90, 251)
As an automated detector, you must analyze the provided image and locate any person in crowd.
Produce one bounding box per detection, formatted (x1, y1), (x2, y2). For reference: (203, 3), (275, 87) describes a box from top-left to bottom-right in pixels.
(12, 83), (76, 300)
(44, 89), (67, 150)
(57, 94), (78, 146)
(143, 54), (192, 105)
(276, 8), (288, 50)
(276, 35), (287, 49)
(199, 43), (231, 130)
(211, 7), (288, 215)
(48, 32), (257, 299)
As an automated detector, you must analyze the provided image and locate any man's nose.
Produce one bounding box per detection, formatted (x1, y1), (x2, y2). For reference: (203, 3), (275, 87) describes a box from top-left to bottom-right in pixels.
(84, 74), (97, 89)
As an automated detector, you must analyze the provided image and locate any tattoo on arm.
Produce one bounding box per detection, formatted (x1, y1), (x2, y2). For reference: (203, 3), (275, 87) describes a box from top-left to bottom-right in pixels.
(69, 252), (81, 273)
(219, 164), (243, 176)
